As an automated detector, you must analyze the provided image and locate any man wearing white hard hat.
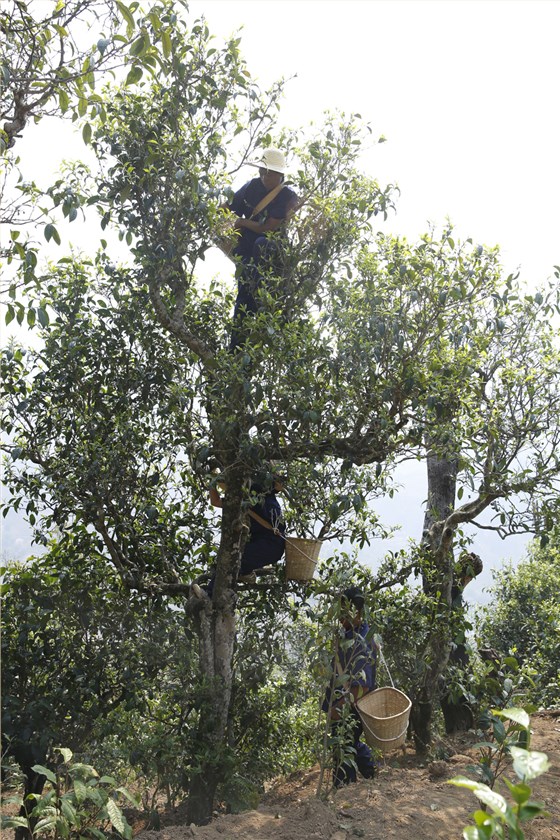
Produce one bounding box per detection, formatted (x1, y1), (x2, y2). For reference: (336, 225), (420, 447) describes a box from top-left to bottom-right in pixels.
(226, 147), (298, 348)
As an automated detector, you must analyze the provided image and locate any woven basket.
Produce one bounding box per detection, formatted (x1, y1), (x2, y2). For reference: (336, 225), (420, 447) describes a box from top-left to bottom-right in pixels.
(356, 687), (411, 753)
(284, 537), (322, 581)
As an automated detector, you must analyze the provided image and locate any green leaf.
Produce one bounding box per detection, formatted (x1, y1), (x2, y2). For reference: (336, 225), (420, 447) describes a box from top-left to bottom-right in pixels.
(44, 223), (61, 245)
(463, 827), (486, 840)
(129, 33), (149, 57)
(73, 779), (87, 804)
(106, 798), (127, 835)
(56, 747), (73, 763)
(449, 775), (481, 792)
(492, 718), (507, 742)
(6, 304), (15, 325)
(0, 817), (29, 830)
(115, 787), (141, 808)
(161, 29), (172, 58)
(33, 816), (58, 833)
(97, 38), (111, 55)
(82, 123), (92, 145)
(494, 708), (530, 729)
(37, 307), (49, 327)
(58, 88), (70, 113)
(31, 764), (56, 784)
(518, 802), (549, 821)
(70, 763), (97, 778)
(60, 798), (76, 822)
(86, 828), (107, 840)
(125, 66), (143, 86)
(510, 746), (550, 781)
(503, 779), (531, 805)
(115, 0), (135, 37)
(85, 787), (103, 807)
(473, 785), (508, 816)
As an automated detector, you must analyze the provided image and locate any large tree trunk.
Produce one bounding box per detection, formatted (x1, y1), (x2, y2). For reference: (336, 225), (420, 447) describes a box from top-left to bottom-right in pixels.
(412, 447), (458, 753)
(185, 469), (246, 824)
(421, 448), (458, 598)
(14, 759), (47, 840)
(186, 597), (237, 824)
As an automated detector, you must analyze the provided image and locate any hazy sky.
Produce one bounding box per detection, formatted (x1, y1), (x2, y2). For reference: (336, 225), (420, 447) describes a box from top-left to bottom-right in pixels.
(3, 0), (559, 601)
(191, 0), (560, 284)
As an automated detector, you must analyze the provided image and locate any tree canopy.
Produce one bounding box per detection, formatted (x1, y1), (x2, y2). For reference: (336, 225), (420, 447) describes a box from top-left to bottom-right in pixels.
(2, 0), (560, 824)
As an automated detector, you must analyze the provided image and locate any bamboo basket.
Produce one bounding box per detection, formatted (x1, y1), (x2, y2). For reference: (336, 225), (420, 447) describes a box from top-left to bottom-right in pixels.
(356, 687), (411, 753)
(284, 537), (322, 581)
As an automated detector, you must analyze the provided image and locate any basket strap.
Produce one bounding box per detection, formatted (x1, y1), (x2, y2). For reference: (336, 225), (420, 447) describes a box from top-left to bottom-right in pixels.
(378, 644), (395, 688)
(247, 510), (320, 566)
(247, 508), (279, 534)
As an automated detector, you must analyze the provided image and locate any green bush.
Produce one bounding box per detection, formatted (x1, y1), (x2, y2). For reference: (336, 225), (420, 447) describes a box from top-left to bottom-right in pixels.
(477, 537), (560, 707)
(451, 709), (551, 839)
(1, 748), (138, 840)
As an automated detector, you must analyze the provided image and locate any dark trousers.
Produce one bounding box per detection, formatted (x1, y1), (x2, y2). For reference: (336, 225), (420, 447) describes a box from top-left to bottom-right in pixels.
(440, 643), (474, 734)
(240, 535), (284, 575)
(230, 237), (278, 350)
(331, 707), (375, 787)
(207, 535), (285, 595)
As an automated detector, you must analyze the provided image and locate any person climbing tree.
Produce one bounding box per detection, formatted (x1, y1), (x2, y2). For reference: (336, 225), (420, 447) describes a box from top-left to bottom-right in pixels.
(192, 475), (286, 598)
(440, 551), (484, 733)
(323, 586), (378, 787)
(224, 147), (299, 348)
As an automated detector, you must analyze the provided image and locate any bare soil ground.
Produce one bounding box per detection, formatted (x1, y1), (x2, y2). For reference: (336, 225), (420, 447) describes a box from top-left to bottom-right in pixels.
(141, 711), (560, 840)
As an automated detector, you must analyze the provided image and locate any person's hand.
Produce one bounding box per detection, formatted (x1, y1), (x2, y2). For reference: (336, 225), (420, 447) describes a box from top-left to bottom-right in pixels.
(234, 217), (244, 230)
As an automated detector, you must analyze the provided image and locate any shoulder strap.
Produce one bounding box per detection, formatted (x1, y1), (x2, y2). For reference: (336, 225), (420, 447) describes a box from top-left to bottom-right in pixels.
(249, 183), (286, 219)
(248, 507), (278, 533)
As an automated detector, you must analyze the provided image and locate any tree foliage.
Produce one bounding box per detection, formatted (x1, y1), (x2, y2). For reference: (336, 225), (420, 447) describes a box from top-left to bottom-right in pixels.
(3, 0), (560, 823)
(1, 542), (184, 810)
(1, 0), (139, 151)
(477, 534), (560, 707)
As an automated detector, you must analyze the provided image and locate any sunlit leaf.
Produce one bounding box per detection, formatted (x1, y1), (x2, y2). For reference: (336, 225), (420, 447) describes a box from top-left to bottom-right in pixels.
(510, 747), (550, 781)
(31, 765), (56, 784)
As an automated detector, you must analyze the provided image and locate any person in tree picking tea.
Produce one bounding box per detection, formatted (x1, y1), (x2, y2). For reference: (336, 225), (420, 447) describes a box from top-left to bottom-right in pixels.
(224, 147), (298, 348)
(191, 474), (286, 598)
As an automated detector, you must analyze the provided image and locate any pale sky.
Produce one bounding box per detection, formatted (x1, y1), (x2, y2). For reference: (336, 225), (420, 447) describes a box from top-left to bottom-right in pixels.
(3, 0), (559, 601)
(192, 0), (560, 285)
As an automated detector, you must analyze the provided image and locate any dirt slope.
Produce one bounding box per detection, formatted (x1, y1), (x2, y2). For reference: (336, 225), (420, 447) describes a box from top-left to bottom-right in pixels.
(144, 711), (560, 840)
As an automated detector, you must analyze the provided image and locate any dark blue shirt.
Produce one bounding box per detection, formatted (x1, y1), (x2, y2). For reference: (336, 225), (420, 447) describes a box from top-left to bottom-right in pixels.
(228, 178), (298, 258)
(250, 492), (285, 543)
(322, 622), (377, 712)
